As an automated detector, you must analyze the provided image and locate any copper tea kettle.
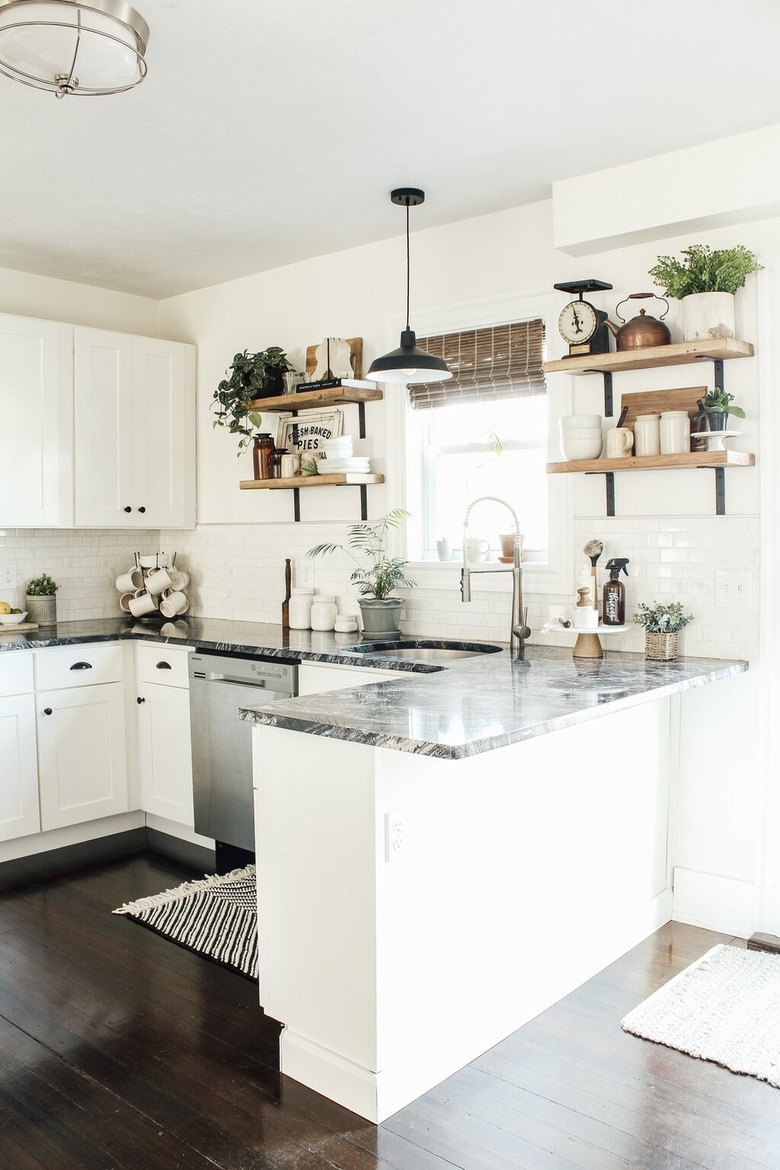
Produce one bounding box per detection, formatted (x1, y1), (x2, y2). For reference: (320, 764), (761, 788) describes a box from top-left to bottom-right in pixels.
(605, 292), (671, 351)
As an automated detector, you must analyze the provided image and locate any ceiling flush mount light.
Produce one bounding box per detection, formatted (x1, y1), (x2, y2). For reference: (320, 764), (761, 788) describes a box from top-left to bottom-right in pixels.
(0, 0), (149, 97)
(367, 188), (452, 385)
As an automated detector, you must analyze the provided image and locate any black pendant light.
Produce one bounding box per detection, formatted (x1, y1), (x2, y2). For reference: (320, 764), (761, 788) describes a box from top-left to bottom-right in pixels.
(366, 188), (452, 385)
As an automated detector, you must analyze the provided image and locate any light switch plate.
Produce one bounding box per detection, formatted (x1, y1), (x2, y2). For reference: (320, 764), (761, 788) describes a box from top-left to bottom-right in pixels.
(715, 569), (754, 608)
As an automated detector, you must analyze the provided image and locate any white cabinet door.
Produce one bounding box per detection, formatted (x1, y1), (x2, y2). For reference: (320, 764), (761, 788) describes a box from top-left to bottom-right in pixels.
(299, 661), (399, 695)
(0, 314), (73, 527)
(37, 681), (128, 830)
(136, 682), (194, 825)
(0, 693), (39, 840)
(74, 328), (195, 528)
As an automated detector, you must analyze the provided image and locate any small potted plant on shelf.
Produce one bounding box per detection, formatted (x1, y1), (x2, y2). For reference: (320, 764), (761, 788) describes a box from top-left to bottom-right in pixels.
(211, 347), (293, 453)
(633, 601), (693, 661)
(648, 243), (761, 342)
(308, 509), (416, 636)
(693, 388), (746, 434)
(26, 573), (59, 626)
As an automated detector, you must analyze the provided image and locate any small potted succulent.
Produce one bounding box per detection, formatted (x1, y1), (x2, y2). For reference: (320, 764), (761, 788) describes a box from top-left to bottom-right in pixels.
(26, 573), (59, 626)
(648, 244), (761, 342)
(308, 509), (416, 636)
(211, 347), (293, 453)
(693, 388), (746, 434)
(633, 601), (693, 661)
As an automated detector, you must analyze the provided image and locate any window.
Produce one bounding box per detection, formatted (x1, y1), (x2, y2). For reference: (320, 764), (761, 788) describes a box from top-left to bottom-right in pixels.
(405, 318), (548, 561)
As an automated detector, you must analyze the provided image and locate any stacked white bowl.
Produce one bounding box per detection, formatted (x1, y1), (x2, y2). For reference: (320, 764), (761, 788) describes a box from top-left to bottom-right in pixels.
(320, 434), (371, 474)
(559, 414), (603, 461)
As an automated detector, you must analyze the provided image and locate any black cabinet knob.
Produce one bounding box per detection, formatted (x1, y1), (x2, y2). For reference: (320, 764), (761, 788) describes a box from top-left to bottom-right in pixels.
(43, 707), (53, 715)
(138, 506), (146, 514)
(124, 506), (132, 513)
(137, 696), (145, 704)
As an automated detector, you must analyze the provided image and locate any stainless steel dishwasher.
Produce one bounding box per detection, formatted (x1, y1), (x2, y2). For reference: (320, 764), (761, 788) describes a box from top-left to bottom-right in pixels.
(188, 649), (298, 855)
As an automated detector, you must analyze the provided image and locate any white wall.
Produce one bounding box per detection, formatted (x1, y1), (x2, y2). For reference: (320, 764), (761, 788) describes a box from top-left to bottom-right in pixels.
(0, 265), (161, 336)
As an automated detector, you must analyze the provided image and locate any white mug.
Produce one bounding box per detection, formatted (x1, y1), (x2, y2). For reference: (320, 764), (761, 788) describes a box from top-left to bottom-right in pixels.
(160, 590), (187, 618)
(128, 590), (157, 617)
(466, 537), (490, 563)
(168, 569), (190, 591)
(280, 453), (300, 478)
(145, 566), (173, 595)
(606, 427), (634, 459)
(116, 568), (144, 593)
(436, 538), (451, 561)
(118, 591), (134, 613)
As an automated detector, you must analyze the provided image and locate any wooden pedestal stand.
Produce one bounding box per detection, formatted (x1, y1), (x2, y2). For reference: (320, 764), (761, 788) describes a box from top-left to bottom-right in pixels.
(573, 632), (604, 659)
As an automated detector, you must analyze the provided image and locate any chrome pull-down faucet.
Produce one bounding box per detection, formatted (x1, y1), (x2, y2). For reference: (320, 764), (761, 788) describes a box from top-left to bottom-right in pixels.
(460, 495), (531, 656)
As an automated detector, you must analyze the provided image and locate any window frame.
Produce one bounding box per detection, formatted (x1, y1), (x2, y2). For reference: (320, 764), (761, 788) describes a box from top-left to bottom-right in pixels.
(382, 289), (574, 597)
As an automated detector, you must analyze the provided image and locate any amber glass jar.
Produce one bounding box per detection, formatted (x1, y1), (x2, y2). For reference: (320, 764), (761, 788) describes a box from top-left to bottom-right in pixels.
(252, 433), (275, 479)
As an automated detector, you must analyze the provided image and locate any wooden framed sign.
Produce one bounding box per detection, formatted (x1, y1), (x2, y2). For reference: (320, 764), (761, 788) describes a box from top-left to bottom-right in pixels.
(278, 409), (344, 454)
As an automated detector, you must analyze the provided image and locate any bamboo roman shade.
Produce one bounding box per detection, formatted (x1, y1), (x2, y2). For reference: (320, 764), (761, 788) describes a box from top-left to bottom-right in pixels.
(408, 319), (546, 409)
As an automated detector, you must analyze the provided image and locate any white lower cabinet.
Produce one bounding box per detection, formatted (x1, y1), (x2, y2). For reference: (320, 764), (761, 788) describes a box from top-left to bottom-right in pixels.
(135, 644), (193, 827)
(0, 693), (40, 840)
(298, 661), (399, 695)
(36, 681), (128, 830)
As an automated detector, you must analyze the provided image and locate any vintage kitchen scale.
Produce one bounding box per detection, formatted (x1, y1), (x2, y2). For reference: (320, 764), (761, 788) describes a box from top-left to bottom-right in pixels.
(554, 278), (613, 358)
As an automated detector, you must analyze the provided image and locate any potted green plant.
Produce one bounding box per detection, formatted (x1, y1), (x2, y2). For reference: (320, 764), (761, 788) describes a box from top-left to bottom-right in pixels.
(308, 509), (416, 636)
(648, 244), (761, 342)
(692, 388), (746, 433)
(26, 573), (59, 626)
(633, 601), (693, 661)
(211, 347), (293, 453)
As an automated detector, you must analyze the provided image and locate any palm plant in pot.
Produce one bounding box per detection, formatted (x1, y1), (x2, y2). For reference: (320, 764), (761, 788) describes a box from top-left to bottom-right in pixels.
(648, 244), (761, 342)
(308, 509), (416, 636)
(211, 347), (293, 453)
(633, 601), (693, 661)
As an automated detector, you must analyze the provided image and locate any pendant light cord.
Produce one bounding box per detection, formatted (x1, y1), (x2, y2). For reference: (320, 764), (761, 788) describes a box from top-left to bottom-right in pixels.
(405, 201), (411, 331)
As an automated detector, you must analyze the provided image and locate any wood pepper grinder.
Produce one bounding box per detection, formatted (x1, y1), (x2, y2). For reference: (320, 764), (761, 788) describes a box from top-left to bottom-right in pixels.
(281, 558), (291, 630)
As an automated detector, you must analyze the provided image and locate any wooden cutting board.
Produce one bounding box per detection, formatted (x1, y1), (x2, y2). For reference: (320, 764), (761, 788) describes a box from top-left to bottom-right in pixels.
(0, 621), (39, 632)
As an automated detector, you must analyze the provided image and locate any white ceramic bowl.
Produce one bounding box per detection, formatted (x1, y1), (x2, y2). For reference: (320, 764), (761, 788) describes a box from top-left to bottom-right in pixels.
(560, 414), (602, 431)
(558, 426), (602, 440)
(0, 611), (28, 625)
(561, 436), (603, 461)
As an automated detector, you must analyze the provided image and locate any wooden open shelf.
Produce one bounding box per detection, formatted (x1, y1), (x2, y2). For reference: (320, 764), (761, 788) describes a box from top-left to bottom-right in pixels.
(543, 337), (754, 377)
(547, 450), (754, 475)
(240, 473), (384, 491)
(248, 385), (382, 413)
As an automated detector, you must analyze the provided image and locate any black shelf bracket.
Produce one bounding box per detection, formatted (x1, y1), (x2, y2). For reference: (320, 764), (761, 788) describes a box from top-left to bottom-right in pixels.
(293, 487), (301, 522)
(289, 483), (369, 523)
(582, 369), (614, 416)
(358, 402), (367, 439)
(713, 466), (726, 515)
(587, 470), (616, 516)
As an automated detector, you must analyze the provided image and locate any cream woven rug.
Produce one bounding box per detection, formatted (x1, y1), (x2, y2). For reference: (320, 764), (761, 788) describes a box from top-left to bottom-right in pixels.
(621, 943), (780, 1088)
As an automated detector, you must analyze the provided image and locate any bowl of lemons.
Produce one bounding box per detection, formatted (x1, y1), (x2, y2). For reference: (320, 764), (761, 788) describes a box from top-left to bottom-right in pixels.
(0, 604), (27, 625)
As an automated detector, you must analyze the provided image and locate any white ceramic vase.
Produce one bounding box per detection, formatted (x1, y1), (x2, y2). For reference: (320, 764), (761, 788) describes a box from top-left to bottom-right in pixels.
(682, 292), (735, 342)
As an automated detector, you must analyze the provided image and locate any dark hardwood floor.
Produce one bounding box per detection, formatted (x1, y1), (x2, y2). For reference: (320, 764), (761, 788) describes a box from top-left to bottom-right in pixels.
(1, 854), (779, 1170)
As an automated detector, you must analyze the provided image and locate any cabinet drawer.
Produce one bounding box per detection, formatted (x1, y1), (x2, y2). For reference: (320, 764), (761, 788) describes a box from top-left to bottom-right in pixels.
(136, 644), (191, 688)
(34, 643), (123, 691)
(0, 652), (34, 697)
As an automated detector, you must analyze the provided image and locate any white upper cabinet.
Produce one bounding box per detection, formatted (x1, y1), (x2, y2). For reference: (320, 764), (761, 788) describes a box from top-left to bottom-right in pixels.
(74, 328), (195, 528)
(0, 313), (74, 527)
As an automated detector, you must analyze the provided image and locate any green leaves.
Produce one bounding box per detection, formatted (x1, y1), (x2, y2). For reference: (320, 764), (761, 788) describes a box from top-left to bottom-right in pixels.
(26, 573), (58, 596)
(634, 601), (693, 633)
(693, 388), (746, 421)
(210, 347), (292, 452)
(307, 510), (416, 600)
(649, 244), (761, 298)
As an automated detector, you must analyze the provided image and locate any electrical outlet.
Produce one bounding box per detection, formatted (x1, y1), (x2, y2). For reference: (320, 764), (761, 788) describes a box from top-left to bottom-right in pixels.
(0, 562), (17, 591)
(384, 808), (409, 862)
(715, 569), (754, 608)
(297, 557), (315, 589)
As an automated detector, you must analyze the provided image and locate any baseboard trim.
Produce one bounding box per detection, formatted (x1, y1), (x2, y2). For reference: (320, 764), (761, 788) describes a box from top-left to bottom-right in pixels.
(748, 932), (780, 953)
(0, 827), (216, 891)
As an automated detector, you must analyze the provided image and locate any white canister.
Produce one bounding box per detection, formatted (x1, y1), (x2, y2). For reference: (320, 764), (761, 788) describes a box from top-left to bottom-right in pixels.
(310, 595), (337, 632)
(633, 413), (661, 457)
(659, 410), (691, 455)
(289, 588), (314, 630)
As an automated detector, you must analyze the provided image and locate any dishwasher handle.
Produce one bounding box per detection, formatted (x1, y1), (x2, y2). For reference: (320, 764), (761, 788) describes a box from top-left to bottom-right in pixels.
(200, 672), (270, 688)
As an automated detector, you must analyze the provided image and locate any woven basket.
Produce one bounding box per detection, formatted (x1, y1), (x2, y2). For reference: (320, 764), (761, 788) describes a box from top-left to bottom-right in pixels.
(645, 632), (678, 661)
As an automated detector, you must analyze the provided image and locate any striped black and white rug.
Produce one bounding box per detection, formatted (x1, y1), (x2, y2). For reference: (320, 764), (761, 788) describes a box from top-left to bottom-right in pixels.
(113, 865), (258, 980)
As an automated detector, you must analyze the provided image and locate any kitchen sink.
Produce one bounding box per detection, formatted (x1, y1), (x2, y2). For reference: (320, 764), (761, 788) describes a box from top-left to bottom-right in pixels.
(343, 640), (502, 663)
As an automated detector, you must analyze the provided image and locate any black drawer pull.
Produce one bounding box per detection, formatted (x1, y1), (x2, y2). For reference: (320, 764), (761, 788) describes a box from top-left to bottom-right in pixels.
(69, 661), (93, 671)
(138, 506), (146, 514)
(43, 707), (53, 716)
(156, 661), (172, 670)
(137, 696), (146, 704)
(124, 505), (132, 513)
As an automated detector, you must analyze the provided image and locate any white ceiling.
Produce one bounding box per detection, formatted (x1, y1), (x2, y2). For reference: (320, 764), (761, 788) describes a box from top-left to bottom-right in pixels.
(3, 0), (780, 300)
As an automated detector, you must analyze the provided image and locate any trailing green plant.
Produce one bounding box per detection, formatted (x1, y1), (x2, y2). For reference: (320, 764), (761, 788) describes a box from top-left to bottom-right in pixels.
(211, 347), (292, 453)
(308, 509), (417, 600)
(693, 388), (746, 421)
(633, 601), (693, 634)
(26, 573), (58, 596)
(648, 244), (761, 299)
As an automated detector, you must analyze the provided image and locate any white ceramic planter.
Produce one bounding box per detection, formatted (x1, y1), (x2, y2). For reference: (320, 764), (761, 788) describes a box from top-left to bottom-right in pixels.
(682, 292), (736, 341)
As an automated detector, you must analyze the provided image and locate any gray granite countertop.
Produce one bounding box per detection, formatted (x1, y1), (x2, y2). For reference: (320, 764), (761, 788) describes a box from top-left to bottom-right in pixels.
(0, 616), (746, 760)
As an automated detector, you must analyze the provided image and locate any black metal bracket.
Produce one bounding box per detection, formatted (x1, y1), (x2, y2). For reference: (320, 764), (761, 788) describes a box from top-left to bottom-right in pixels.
(713, 466), (726, 515)
(293, 487), (301, 522)
(290, 484), (369, 523)
(582, 369), (613, 417)
(587, 471), (616, 516)
(358, 402), (367, 439)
